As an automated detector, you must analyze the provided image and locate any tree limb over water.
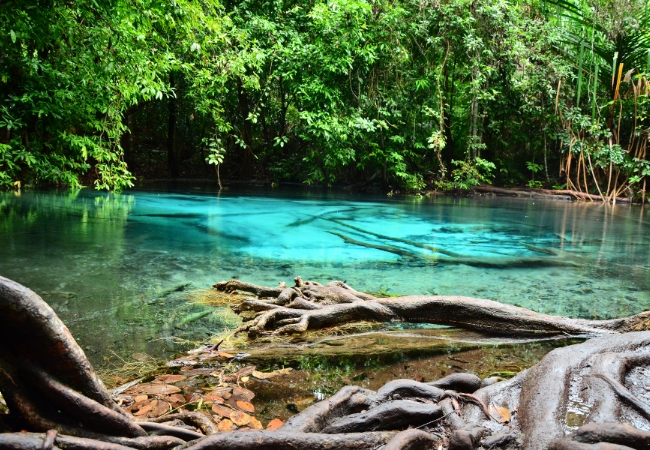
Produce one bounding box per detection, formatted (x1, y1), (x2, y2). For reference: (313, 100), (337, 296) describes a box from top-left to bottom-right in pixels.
(3, 275), (650, 450)
(215, 276), (650, 338)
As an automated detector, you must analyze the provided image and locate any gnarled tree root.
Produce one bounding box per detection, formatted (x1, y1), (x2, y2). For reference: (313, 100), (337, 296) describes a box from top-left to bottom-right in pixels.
(4, 275), (650, 450)
(215, 276), (650, 337)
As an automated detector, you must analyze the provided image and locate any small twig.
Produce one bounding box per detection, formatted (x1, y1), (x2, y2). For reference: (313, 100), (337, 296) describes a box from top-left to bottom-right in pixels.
(458, 393), (491, 420)
(205, 339), (224, 352)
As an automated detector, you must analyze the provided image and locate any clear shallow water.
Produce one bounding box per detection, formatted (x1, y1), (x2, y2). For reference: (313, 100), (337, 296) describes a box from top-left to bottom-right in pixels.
(1, 185), (649, 364)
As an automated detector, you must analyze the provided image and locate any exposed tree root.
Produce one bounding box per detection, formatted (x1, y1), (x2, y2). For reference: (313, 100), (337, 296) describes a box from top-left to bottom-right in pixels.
(3, 275), (650, 450)
(473, 184), (632, 203)
(216, 276), (650, 337)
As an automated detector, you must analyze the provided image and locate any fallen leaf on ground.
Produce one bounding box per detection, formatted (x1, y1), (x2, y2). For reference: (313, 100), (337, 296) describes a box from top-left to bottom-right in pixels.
(208, 387), (232, 397)
(217, 418), (234, 432)
(212, 404), (234, 418)
(133, 402), (154, 416)
(233, 387), (255, 400)
(126, 383), (181, 395)
(252, 370), (274, 380)
(204, 395), (225, 404)
(150, 399), (170, 417)
(251, 368), (292, 380)
(248, 417), (263, 430)
(134, 395), (148, 403)
(266, 419), (284, 430)
(156, 375), (187, 383)
(235, 400), (255, 413)
(186, 392), (202, 403)
(167, 394), (185, 407)
(489, 405), (511, 423)
(230, 410), (251, 426)
(234, 366), (256, 378)
(292, 397), (314, 406)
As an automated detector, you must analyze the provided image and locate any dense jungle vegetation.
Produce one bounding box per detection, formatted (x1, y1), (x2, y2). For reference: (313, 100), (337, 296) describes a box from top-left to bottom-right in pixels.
(1, 0), (649, 200)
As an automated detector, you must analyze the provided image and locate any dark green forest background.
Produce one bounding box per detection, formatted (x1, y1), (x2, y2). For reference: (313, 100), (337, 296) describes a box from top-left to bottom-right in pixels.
(1, 0), (649, 200)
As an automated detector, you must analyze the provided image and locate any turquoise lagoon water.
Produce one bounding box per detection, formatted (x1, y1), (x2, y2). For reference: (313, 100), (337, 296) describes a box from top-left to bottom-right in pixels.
(1, 185), (649, 364)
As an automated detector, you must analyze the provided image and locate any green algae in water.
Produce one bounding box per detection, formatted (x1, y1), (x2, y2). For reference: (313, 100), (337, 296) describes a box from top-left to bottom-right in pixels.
(0, 186), (649, 364)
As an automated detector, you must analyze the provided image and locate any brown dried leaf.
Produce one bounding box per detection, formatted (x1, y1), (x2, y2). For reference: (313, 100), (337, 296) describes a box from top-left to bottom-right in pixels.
(226, 395), (250, 411)
(234, 366), (256, 378)
(212, 404), (234, 418)
(204, 395), (225, 404)
(133, 401), (154, 416)
(251, 368), (292, 380)
(248, 417), (263, 430)
(490, 405), (511, 423)
(233, 387), (255, 400)
(266, 418), (284, 430)
(149, 400), (170, 418)
(251, 370), (275, 380)
(230, 411), (251, 427)
(292, 397), (314, 406)
(235, 400), (255, 413)
(217, 418), (234, 432)
(127, 383), (181, 395)
(156, 375), (187, 383)
(167, 394), (186, 407)
(208, 387), (233, 397)
(186, 392), (202, 403)
(134, 395), (148, 403)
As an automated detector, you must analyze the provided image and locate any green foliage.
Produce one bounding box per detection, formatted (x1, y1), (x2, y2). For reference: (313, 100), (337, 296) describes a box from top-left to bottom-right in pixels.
(0, 0), (647, 196)
(437, 157), (496, 191)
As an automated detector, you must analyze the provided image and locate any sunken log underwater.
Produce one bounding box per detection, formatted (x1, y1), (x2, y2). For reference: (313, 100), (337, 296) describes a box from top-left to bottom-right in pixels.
(1, 274), (650, 449)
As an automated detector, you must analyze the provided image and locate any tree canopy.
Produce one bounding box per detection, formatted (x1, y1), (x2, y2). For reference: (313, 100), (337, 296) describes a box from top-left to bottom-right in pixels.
(1, 0), (649, 199)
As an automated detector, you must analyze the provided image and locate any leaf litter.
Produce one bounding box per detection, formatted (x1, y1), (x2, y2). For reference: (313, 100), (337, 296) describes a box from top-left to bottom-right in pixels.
(113, 343), (291, 431)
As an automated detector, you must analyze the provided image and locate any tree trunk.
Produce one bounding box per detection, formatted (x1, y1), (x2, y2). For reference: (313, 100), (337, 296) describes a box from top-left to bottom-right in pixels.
(167, 72), (179, 178)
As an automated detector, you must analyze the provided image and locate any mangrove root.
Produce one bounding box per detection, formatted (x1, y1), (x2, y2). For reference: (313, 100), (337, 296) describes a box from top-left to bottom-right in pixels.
(215, 276), (650, 337)
(3, 275), (650, 450)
